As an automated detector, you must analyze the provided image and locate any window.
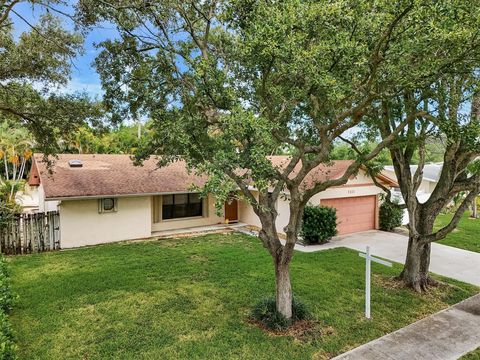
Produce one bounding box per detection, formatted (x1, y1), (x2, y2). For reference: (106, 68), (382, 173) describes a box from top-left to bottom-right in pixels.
(162, 193), (203, 220)
(99, 198), (117, 213)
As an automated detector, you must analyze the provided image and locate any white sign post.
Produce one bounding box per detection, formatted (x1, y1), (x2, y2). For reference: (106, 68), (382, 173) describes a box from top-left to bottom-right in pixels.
(359, 246), (392, 319)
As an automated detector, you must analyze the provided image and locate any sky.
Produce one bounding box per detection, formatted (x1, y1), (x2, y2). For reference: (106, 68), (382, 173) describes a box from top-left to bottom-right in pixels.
(11, 1), (117, 99)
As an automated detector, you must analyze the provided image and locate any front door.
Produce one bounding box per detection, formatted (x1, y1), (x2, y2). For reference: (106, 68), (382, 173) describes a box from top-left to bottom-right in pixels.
(224, 199), (238, 223)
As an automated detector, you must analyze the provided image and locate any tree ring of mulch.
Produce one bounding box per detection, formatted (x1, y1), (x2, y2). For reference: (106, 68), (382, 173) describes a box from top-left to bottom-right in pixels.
(373, 274), (448, 293)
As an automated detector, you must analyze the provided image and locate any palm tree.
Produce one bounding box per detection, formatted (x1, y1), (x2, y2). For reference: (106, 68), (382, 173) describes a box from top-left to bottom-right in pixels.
(0, 122), (35, 203)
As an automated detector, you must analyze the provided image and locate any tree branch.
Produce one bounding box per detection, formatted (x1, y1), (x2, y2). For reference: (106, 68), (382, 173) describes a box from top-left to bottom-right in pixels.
(424, 188), (480, 243)
(0, 0), (19, 27)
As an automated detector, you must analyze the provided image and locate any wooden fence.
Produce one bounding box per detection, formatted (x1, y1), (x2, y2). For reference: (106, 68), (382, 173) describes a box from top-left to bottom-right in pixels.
(0, 212), (60, 255)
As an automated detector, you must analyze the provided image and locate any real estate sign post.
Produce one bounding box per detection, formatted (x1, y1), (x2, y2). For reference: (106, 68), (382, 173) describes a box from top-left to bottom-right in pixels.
(359, 246), (392, 319)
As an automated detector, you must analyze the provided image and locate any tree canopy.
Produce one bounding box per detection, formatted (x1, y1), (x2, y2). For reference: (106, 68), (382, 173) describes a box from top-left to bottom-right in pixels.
(0, 1), (103, 155)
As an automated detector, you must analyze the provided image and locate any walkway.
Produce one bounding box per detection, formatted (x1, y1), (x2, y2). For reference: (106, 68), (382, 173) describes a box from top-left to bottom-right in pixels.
(151, 222), (248, 239)
(333, 293), (480, 360)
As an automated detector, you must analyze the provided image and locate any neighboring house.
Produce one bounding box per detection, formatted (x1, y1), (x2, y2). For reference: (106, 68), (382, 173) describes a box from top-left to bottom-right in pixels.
(15, 184), (40, 213)
(27, 154), (397, 248)
(383, 163), (443, 224)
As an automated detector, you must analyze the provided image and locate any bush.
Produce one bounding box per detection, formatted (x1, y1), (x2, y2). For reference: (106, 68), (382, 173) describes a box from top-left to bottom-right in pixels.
(300, 205), (337, 245)
(0, 202), (19, 229)
(250, 297), (311, 330)
(379, 200), (403, 231)
(0, 258), (15, 313)
(0, 256), (16, 359)
(0, 311), (16, 360)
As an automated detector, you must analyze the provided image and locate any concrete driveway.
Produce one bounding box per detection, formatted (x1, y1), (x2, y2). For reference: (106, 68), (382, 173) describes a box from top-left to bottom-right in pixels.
(290, 230), (480, 287)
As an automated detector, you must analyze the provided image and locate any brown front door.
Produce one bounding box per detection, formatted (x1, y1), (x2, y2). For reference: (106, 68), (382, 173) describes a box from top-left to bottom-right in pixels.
(224, 199), (238, 223)
(321, 195), (376, 235)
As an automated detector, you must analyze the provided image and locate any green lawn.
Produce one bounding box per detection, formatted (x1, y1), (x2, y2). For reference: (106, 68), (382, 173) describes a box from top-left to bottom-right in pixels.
(462, 348), (480, 359)
(436, 212), (480, 253)
(8, 233), (478, 359)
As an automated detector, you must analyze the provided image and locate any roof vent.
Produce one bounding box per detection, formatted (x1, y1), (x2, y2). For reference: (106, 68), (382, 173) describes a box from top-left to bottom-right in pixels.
(68, 159), (83, 168)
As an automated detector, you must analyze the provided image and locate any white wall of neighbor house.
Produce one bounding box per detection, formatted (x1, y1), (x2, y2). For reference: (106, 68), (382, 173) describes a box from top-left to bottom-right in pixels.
(151, 194), (224, 232)
(36, 184), (60, 213)
(59, 196), (152, 248)
(426, 180), (437, 194)
(383, 169), (436, 195)
(238, 171), (386, 235)
(384, 168), (438, 225)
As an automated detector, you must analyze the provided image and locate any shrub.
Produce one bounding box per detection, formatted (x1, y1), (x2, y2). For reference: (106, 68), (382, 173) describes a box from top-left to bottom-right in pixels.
(300, 205), (337, 245)
(0, 256), (16, 359)
(0, 202), (19, 229)
(250, 297), (311, 330)
(0, 258), (15, 313)
(0, 311), (16, 360)
(379, 200), (403, 231)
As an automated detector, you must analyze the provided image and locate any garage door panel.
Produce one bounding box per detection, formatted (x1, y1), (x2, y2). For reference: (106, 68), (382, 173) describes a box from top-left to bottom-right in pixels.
(321, 196), (376, 235)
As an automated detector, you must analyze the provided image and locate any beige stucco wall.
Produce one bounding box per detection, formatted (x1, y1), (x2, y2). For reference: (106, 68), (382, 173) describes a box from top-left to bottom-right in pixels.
(238, 191), (261, 229)
(151, 194), (224, 232)
(314, 184), (382, 201)
(238, 169), (386, 235)
(59, 196), (152, 248)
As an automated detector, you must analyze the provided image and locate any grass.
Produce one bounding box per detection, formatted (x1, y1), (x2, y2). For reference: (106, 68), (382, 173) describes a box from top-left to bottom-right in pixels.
(8, 232), (479, 359)
(436, 212), (480, 253)
(462, 348), (480, 359)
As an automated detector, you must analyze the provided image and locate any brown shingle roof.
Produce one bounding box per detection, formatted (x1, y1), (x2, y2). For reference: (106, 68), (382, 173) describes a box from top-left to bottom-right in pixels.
(268, 156), (355, 188)
(33, 154), (397, 200)
(33, 154), (208, 200)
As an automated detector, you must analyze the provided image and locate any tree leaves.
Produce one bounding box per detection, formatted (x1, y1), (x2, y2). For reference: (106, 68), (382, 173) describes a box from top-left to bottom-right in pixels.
(0, 5), (103, 156)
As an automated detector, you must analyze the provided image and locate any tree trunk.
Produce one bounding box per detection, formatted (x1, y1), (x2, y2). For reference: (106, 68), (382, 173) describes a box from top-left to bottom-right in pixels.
(400, 236), (433, 292)
(274, 259), (292, 319)
(256, 191), (299, 321)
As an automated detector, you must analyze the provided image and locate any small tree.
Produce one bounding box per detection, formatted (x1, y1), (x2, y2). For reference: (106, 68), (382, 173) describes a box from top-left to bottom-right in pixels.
(0, 122), (34, 203)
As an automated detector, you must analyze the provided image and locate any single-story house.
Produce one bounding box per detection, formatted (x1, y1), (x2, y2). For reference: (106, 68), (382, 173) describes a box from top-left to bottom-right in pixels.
(28, 154), (397, 248)
(383, 163), (442, 224)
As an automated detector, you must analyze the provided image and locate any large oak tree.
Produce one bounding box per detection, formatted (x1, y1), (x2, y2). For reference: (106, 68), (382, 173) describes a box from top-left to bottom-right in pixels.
(78, 0), (480, 319)
(0, 0), (102, 155)
(370, 75), (480, 291)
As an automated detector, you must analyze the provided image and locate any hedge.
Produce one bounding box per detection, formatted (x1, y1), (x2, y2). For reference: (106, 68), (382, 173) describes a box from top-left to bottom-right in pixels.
(0, 256), (16, 359)
(300, 205), (337, 245)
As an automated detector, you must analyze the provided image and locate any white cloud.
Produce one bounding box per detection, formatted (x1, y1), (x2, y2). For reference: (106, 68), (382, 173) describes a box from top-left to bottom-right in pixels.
(60, 78), (104, 98)
(30, 78), (104, 99)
